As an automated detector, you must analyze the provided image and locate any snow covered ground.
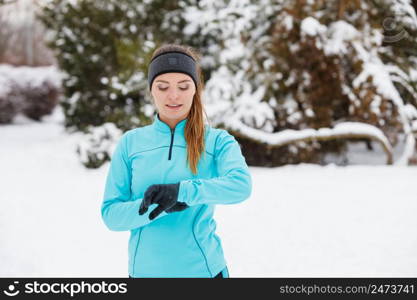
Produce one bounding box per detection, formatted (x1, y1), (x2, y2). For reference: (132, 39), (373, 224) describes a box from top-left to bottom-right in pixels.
(1, 107), (416, 277)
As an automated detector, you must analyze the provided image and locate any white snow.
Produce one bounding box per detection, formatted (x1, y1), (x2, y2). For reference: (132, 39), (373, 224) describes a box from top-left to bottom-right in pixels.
(300, 16), (326, 37)
(0, 64), (62, 90)
(325, 21), (360, 55)
(0, 107), (416, 277)
(282, 14), (293, 31)
(76, 122), (122, 166)
(386, 0), (417, 28)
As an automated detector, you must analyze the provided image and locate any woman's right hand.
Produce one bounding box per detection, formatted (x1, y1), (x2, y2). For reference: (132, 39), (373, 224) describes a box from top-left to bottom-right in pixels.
(139, 183), (189, 220)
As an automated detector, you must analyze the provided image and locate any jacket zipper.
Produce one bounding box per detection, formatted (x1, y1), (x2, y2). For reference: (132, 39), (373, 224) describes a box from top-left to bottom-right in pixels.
(168, 127), (175, 160)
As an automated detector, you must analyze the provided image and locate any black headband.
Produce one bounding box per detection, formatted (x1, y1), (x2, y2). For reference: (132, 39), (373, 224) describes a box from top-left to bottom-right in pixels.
(147, 51), (198, 90)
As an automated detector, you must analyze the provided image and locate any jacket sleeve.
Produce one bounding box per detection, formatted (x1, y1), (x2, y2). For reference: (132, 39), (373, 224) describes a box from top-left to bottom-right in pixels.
(101, 131), (168, 231)
(178, 130), (252, 206)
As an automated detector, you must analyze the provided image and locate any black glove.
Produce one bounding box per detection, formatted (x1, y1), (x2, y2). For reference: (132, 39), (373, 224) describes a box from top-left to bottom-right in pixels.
(138, 183), (189, 220)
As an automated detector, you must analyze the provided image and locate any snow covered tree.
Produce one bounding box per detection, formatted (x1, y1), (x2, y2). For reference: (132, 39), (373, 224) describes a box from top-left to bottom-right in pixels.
(39, 0), (215, 167)
(38, 0), (417, 168)
(39, 0), (215, 133)
(0, 65), (61, 123)
(188, 0), (417, 166)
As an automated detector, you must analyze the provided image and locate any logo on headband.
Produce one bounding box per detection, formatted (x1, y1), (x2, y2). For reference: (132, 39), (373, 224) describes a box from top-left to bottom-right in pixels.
(168, 57), (178, 65)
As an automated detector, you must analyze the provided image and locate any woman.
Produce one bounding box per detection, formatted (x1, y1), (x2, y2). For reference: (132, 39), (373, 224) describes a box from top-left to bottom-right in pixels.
(101, 44), (252, 278)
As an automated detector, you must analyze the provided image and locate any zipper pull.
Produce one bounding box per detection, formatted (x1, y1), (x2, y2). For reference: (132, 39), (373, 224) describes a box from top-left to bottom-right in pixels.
(168, 127), (175, 160)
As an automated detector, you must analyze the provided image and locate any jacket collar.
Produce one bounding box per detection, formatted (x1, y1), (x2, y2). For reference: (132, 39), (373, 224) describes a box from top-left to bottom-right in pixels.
(152, 113), (188, 134)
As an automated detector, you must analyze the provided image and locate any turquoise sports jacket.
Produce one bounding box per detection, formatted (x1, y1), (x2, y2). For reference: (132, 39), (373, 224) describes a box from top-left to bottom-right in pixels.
(101, 113), (252, 278)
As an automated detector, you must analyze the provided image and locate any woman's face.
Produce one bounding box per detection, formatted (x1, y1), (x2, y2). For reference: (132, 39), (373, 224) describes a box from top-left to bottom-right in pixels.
(151, 72), (196, 127)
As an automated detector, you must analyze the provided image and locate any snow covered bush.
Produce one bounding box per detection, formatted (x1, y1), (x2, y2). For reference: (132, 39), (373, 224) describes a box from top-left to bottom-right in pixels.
(0, 64), (61, 123)
(20, 81), (60, 121)
(76, 122), (123, 168)
(187, 0), (417, 166)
